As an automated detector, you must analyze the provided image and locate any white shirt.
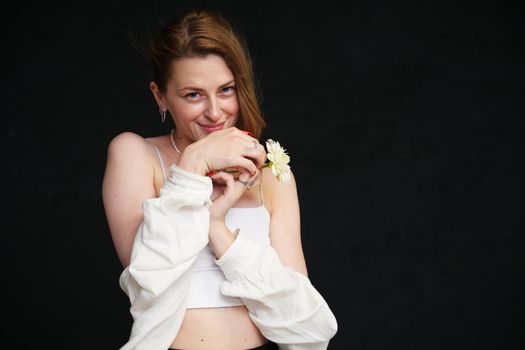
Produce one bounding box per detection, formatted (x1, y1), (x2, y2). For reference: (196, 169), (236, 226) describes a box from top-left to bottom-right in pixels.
(118, 164), (338, 350)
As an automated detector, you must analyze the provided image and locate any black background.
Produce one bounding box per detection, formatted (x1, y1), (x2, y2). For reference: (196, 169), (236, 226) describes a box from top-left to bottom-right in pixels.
(3, 1), (524, 349)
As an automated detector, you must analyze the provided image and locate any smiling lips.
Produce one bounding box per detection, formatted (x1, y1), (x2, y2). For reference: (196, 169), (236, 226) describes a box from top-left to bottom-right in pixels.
(199, 122), (225, 132)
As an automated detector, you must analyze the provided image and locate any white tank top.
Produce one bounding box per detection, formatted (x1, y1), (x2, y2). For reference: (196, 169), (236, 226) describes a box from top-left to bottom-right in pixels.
(149, 142), (271, 309)
(188, 205), (270, 308)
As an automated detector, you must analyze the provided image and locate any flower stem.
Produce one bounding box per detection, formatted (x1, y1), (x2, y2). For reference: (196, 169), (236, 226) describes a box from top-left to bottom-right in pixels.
(223, 162), (270, 174)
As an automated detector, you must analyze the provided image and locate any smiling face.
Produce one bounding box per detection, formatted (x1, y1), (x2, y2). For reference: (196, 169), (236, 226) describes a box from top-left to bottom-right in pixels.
(150, 54), (240, 147)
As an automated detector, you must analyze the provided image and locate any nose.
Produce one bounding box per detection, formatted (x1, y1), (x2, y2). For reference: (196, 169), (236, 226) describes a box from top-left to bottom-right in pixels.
(204, 97), (222, 122)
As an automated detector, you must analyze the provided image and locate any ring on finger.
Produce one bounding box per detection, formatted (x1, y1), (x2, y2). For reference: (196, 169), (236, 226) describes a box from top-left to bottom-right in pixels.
(239, 179), (250, 187)
(239, 179), (256, 189)
(253, 140), (258, 149)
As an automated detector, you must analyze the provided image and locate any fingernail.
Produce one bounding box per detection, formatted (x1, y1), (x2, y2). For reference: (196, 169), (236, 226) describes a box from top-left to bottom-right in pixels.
(241, 130), (254, 136)
(207, 171), (216, 177)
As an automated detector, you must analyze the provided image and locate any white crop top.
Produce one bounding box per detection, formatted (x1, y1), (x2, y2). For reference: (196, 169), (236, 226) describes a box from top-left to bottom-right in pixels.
(189, 205), (270, 308)
(149, 142), (271, 309)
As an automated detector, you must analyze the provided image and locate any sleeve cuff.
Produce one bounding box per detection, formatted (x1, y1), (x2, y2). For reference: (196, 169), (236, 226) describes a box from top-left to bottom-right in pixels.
(159, 163), (213, 207)
(215, 229), (262, 281)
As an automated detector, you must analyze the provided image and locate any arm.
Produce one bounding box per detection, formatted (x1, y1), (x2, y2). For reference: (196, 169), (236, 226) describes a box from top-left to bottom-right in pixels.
(102, 133), (213, 350)
(119, 164), (212, 350)
(110, 126), (264, 275)
(213, 170), (338, 349)
(102, 132), (157, 268)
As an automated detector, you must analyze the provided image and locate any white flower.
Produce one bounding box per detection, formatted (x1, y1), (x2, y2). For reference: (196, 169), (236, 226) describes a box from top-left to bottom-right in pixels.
(265, 139), (292, 184)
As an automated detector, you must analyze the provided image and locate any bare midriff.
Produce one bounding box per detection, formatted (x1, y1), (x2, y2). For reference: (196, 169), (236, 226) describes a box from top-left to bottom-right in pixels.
(169, 305), (269, 349)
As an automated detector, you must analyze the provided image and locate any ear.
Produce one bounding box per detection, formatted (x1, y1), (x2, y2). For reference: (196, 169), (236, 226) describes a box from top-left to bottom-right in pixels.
(149, 81), (167, 111)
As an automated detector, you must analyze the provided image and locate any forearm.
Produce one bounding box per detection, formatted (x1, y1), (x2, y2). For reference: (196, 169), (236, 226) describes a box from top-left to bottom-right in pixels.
(215, 230), (338, 349)
(208, 219), (238, 259)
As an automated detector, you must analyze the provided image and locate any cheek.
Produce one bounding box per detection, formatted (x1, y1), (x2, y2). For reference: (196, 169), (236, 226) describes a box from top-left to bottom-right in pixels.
(224, 97), (240, 115)
(171, 101), (204, 120)
(220, 98), (240, 127)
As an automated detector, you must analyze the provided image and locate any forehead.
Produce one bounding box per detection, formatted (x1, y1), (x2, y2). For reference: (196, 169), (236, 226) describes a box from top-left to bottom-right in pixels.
(169, 54), (234, 89)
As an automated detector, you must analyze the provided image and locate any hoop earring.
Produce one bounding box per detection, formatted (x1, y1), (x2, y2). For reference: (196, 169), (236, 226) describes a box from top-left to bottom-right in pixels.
(159, 108), (166, 123)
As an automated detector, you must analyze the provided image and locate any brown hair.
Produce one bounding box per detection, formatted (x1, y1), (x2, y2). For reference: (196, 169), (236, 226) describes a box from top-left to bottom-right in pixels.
(148, 10), (266, 139)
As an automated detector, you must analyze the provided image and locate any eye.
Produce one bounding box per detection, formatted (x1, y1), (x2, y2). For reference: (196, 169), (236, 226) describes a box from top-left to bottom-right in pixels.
(221, 86), (235, 95)
(184, 91), (201, 100)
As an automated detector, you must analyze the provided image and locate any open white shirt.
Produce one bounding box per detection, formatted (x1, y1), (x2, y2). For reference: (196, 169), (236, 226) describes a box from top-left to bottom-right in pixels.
(118, 164), (338, 350)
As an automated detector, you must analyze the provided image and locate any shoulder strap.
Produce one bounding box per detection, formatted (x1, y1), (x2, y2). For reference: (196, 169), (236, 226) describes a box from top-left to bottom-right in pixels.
(259, 177), (264, 206)
(148, 142), (167, 181)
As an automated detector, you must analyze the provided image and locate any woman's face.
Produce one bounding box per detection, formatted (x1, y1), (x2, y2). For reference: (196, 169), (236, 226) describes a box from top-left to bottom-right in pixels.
(155, 54), (240, 143)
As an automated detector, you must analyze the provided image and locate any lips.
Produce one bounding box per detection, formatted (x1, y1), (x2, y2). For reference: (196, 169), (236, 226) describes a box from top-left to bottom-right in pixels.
(199, 122), (225, 132)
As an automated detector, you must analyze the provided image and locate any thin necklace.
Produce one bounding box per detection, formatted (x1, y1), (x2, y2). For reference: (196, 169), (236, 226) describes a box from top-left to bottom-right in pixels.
(170, 128), (183, 155)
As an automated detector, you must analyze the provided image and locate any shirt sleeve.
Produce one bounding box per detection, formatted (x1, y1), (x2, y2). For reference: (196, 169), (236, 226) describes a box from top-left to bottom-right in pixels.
(215, 229), (338, 350)
(118, 164), (213, 350)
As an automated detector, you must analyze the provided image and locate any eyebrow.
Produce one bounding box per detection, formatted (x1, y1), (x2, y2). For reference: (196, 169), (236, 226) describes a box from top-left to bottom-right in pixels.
(179, 80), (235, 92)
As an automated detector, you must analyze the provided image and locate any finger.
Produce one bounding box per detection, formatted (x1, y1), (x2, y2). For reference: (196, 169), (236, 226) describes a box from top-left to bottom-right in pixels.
(211, 170), (234, 181)
(231, 128), (266, 166)
(210, 171), (233, 186)
(235, 157), (258, 176)
(238, 171), (251, 185)
(249, 168), (261, 183)
(242, 148), (267, 169)
(246, 169), (261, 188)
(224, 171), (236, 189)
(237, 171), (253, 191)
(213, 172), (239, 199)
(240, 133), (262, 161)
(234, 128), (260, 144)
(210, 173), (227, 185)
(240, 168), (261, 188)
(213, 171), (242, 194)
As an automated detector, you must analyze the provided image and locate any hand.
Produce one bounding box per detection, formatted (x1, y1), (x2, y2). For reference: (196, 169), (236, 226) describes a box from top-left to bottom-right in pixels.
(208, 170), (261, 222)
(178, 127), (267, 180)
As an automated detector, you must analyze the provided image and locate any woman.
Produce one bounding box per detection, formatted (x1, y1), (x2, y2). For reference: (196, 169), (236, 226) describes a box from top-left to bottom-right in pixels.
(102, 10), (337, 350)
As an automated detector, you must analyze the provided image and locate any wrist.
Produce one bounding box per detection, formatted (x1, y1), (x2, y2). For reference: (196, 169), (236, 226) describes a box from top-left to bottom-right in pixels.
(177, 144), (207, 176)
(209, 217), (226, 230)
(208, 219), (237, 259)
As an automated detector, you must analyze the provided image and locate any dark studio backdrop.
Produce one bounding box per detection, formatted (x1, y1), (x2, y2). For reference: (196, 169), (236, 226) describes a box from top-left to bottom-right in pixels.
(3, 0), (523, 349)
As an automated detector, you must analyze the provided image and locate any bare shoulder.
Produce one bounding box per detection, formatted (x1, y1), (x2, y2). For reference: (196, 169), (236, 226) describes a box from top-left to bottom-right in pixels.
(107, 131), (150, 158)
(261, 165), (298, 194)
(103, 131), (157, 201)
(103, 130), (156, 188)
